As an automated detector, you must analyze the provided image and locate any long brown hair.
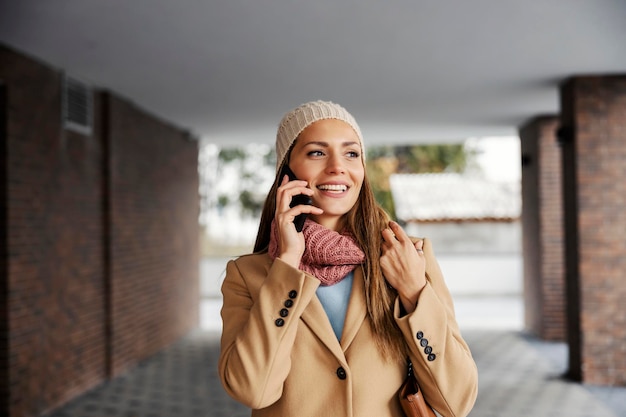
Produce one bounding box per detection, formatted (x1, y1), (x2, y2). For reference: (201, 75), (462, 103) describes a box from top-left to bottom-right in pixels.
(254, 157), (406, 363)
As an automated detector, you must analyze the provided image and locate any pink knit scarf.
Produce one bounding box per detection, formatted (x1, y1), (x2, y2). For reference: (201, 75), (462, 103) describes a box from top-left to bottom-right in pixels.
(269, 218), (365, 286)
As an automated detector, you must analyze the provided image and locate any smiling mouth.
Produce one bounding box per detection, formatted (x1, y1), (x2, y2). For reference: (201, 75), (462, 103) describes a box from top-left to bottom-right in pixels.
(317, 184), (348, 192)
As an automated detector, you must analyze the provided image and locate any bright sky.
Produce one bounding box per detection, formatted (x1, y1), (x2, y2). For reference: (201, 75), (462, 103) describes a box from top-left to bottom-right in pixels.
(467, 136), (521, 183)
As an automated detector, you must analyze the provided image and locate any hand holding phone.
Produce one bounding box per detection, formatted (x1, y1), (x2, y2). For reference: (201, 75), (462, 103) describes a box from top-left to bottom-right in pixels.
(281, 165), (312, 232)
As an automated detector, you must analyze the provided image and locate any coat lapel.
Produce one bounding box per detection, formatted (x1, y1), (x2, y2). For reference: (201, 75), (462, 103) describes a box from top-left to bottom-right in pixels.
(340, 266), (367, 350)
(300, 266), (368, 360)
(301, 294), (346, 360)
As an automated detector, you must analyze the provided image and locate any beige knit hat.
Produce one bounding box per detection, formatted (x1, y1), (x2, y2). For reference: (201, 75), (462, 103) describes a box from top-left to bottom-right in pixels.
(275, 100), (364, 169)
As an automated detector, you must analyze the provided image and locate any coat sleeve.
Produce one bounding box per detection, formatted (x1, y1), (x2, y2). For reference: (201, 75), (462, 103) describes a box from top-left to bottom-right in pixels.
(394, 238), (478, 417)
(218, 255), (320, 409)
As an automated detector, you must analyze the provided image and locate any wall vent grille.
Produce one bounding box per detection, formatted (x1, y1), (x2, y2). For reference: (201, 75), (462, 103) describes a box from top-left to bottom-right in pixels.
(63, 75), (93, 135)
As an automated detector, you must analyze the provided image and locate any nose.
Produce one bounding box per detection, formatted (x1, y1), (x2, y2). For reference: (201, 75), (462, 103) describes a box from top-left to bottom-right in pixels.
(326, 154), (346, 174)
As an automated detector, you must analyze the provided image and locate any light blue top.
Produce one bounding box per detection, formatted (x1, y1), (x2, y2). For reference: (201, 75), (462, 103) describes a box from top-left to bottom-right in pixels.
(316, 271), (354, 340)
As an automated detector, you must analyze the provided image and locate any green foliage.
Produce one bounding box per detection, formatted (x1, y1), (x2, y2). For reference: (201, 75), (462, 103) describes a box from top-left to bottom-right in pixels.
(217, 195), (230, 208)
(215, 144), (274, 218)
(264, 149), (277, 167)
(366, 143), (473, 217)
(396, 144), (468, 173)
(218, 148), (246, 163)
(239, 190), (263, 217)
(365, 155), (398, 220)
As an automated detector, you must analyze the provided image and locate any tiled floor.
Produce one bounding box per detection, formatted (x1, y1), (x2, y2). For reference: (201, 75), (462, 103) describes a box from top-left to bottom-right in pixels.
(48, 328), (626, 417)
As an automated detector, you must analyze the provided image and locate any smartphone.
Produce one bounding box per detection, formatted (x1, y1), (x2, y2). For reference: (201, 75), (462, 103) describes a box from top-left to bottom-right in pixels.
(281, 165), (312, 232)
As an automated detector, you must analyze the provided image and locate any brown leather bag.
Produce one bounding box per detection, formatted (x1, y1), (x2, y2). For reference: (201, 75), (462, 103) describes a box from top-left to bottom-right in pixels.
(398, 360), (436, 417)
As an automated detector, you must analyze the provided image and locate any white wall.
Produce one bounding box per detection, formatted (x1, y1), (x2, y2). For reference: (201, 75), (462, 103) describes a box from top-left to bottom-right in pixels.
(404, 221), (521, 254)
(437, 254), (522, 296)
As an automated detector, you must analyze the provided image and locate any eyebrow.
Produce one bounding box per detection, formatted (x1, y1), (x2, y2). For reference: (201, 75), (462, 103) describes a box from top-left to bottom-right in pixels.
(302, 141), (360, 148)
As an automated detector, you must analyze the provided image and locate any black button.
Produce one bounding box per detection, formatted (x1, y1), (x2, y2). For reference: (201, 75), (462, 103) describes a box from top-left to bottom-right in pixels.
(424, 346), (433, 354)
(279, 308), (289, 318)
(288, 290), (298, 299)
(284, 299), (294, 308)
(420, 338), (429, 347)
(275, 318), (285, 327)
(427, 353), (436, 362)
(416, 331), (424, 340)
(336, 367), (347, 380)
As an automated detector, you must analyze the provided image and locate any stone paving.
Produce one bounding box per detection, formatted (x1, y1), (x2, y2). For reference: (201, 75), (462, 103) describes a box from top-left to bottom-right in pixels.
(468, 331), (624, 417)
(46, 328), (626, 417)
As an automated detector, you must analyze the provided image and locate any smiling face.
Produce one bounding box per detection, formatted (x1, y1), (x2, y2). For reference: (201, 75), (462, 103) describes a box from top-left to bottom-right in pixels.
(288, 119), (365, 231)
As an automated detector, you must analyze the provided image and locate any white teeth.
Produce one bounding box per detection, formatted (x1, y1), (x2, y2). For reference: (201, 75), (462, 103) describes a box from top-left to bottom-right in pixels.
(318, 184), (347, 192)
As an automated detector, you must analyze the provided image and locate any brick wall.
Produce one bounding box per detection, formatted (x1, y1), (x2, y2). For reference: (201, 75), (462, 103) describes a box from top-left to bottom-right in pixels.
(106, 94), (199, 376)
(560, 75), (626, 385)
(1, 76), (9, 417)
(1, 46), (107, 417)
(1, 45), (200, 416)
(537, 118), (565, 342)
(519, 116), (565, 341)
(520, 119), (541, 337)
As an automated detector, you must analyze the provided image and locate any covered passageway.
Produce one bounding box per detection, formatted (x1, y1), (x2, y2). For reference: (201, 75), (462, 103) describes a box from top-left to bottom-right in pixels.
(2, 1), (626, 416)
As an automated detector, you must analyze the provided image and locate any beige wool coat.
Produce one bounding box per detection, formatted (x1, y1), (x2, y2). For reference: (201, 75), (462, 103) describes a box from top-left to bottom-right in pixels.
(219, 238), (478, 417)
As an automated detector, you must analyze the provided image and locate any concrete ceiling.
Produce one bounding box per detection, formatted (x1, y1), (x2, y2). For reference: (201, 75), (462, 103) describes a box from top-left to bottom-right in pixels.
(1, 0), (625, 145)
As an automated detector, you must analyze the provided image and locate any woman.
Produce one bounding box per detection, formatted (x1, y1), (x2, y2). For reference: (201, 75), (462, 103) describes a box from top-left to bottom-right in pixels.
(219, 100), (478, 417)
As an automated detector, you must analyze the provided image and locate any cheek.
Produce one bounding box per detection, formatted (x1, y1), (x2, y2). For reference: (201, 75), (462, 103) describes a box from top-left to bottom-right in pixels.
(351, 179), (364, 201)
(353, 171), (365, 189)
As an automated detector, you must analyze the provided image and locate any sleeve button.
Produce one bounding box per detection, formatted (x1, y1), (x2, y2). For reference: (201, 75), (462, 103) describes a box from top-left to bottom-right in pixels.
(416, 331), (424, 339)
(275, 318), (285, 327)
(424, 346), (433, 354)
(427, 353), (436, 362)
(284, 299), (294, 308)
(279, 308), (289, 317)
(420, 338), (429, 347)
(288, 290), (298, 299)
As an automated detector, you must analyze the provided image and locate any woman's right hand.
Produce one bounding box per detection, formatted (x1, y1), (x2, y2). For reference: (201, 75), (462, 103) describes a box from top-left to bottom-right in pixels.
(274, 175), (323, 268)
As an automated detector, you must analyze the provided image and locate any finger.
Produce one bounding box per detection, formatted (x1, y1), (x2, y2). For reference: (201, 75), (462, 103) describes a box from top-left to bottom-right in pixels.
(414, 239), (424, 255)
(279, 178), (309, 192)
(381, 227), (397, 244)
(388, 221), (409, 242)
(281, 182), (313, 197)
(290, 205), (323, 217)
(277, 200), (323, 226)
(277, 181), (312, 211)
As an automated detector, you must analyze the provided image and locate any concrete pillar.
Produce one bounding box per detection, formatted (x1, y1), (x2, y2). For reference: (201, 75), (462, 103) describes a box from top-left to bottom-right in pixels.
(519, 116), (565, 341)
(559, 75), (626, 385)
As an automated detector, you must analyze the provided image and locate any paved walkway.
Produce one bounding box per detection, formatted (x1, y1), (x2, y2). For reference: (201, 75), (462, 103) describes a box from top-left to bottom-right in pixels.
(48, 328), (626, 417)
